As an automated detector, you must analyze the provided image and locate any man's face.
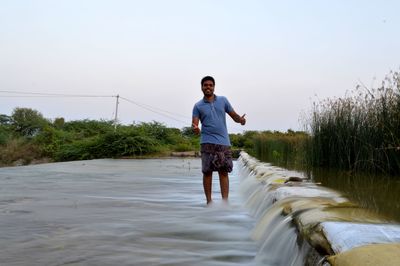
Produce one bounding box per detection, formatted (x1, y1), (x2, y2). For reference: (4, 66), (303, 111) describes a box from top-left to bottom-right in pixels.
(201, 80), (215, 97)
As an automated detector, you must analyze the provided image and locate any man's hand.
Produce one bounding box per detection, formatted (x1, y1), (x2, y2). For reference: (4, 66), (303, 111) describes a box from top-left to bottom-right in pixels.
(240, 114), (246, 125)
(192, 123), (200, 135)
(228, 111), (246, 126)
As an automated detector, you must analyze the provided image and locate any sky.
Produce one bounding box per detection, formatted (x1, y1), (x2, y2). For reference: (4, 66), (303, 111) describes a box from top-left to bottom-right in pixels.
(1, 0), (399, 133)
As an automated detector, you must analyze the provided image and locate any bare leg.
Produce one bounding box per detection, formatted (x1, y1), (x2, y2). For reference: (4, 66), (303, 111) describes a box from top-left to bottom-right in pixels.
(203, 172), (213, 205)
(218, 171), (229, 201)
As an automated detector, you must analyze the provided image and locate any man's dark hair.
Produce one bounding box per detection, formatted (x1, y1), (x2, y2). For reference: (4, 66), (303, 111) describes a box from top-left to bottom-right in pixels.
(201, 76), (215, 86)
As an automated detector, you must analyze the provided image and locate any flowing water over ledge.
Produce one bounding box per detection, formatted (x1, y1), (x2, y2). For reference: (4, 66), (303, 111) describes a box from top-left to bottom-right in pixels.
(3, 155), (400, 266)
(257, 159), (400, 222)
(239, 152), (400, 266)
(0, 159), (258, 266)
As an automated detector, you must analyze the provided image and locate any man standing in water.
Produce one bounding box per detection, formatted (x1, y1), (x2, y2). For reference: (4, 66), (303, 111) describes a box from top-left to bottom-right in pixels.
(192, 76), (246, 205)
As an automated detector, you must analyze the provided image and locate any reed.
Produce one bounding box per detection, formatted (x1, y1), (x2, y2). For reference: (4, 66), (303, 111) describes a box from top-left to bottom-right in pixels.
(0, 138), (42, 166)
(309, 71), (400, 174)
(253, 130), (309, 168)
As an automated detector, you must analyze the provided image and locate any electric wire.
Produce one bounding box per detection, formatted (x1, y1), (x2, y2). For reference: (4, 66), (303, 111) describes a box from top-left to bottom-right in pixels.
(0, 90), (190, 118)
(0, 96), (113, 98)
(119, 96), (189, 125)
(0, 90), (191, 126)
(0, 90), (115, 98)
(0, 90), (245, 129)
(122, 97), (191, 119)
(120, 96), (190, 119)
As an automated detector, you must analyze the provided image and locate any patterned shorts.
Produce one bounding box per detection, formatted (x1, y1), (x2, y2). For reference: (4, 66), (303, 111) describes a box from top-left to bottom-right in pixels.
(201, 143), (233, 174)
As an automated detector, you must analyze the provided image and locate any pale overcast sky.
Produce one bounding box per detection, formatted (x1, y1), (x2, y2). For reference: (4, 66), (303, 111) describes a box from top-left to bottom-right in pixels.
(1, 0), (399, 132)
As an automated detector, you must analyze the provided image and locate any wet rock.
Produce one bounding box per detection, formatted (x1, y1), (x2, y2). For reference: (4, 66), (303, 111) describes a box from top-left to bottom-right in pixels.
(285, 176), (304, 183)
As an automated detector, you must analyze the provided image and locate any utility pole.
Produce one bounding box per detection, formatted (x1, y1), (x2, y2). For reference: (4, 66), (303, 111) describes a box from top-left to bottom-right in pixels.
(114, 94), (119, 132)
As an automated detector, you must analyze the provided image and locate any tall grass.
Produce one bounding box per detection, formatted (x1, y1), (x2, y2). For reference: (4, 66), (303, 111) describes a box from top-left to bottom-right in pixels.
(0, 138), (42, 166)
(309, 71), (400, 174)
(253, 130), (309, 168)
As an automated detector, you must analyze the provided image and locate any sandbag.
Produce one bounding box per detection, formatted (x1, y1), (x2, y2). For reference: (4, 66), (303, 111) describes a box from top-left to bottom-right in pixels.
(327, 243), (400, 266)
(322, 221), (400, 253)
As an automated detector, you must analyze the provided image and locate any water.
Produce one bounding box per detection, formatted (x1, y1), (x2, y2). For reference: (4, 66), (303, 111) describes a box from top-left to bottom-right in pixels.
(0, 158), (258, 266)
(237, 158), (314, 266)
(311, 169), (400, 222)
(257, 156), (400, 223)
(239, 152), (400, 265)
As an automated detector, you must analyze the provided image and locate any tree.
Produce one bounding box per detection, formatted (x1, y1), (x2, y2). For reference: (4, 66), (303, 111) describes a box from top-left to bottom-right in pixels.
(53, 117), (65, 129)
(182, 126), (197, 137)
(11, 107), (49, 137)
(0, 114), (12, 125)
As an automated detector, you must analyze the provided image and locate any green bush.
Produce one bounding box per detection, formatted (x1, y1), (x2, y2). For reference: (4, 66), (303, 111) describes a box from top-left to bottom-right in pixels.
(63, 119), (114, 137)
(34, 126), (74, 157)
(0, 108), (204, 165)
(0, 126), (11, 145)
(55, 130), (162, 161)
(55, 137), (100, 161)
(98, 131), (161, 156)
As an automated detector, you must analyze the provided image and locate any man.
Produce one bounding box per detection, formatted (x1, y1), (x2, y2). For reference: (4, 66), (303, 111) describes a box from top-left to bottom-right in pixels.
(192, 76), (246, 205)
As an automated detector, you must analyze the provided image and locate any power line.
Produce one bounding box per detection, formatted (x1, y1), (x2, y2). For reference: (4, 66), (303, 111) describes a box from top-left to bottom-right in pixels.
(120, 96), (189, 125)
(0, 90), (245, 131)
(120, 96), (190, 120)
(0, 90), (115, 98)
(0, 90), (191, 126)
(0, 95), (113, 98)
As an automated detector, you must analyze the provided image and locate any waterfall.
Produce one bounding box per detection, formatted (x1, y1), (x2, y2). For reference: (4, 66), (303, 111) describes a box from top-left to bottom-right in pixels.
(237, 152), (400, 266)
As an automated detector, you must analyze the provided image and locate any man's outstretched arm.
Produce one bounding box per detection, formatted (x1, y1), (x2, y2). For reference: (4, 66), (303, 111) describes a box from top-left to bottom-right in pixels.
(228, 111), (246, 125)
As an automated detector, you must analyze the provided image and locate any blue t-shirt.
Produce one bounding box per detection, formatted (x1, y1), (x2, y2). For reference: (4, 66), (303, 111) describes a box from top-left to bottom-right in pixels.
(192, 95), (233, 146)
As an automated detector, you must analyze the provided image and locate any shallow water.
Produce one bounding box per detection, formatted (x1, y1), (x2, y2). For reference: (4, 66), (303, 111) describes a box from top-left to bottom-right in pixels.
(0, 159), (258, 266)
(311, 169), (400, 222)
(257, 158), (400, 223)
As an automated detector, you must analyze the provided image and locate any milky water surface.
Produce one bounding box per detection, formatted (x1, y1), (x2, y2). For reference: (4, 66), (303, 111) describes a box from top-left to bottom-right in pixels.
(0, 158), (258, 266)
